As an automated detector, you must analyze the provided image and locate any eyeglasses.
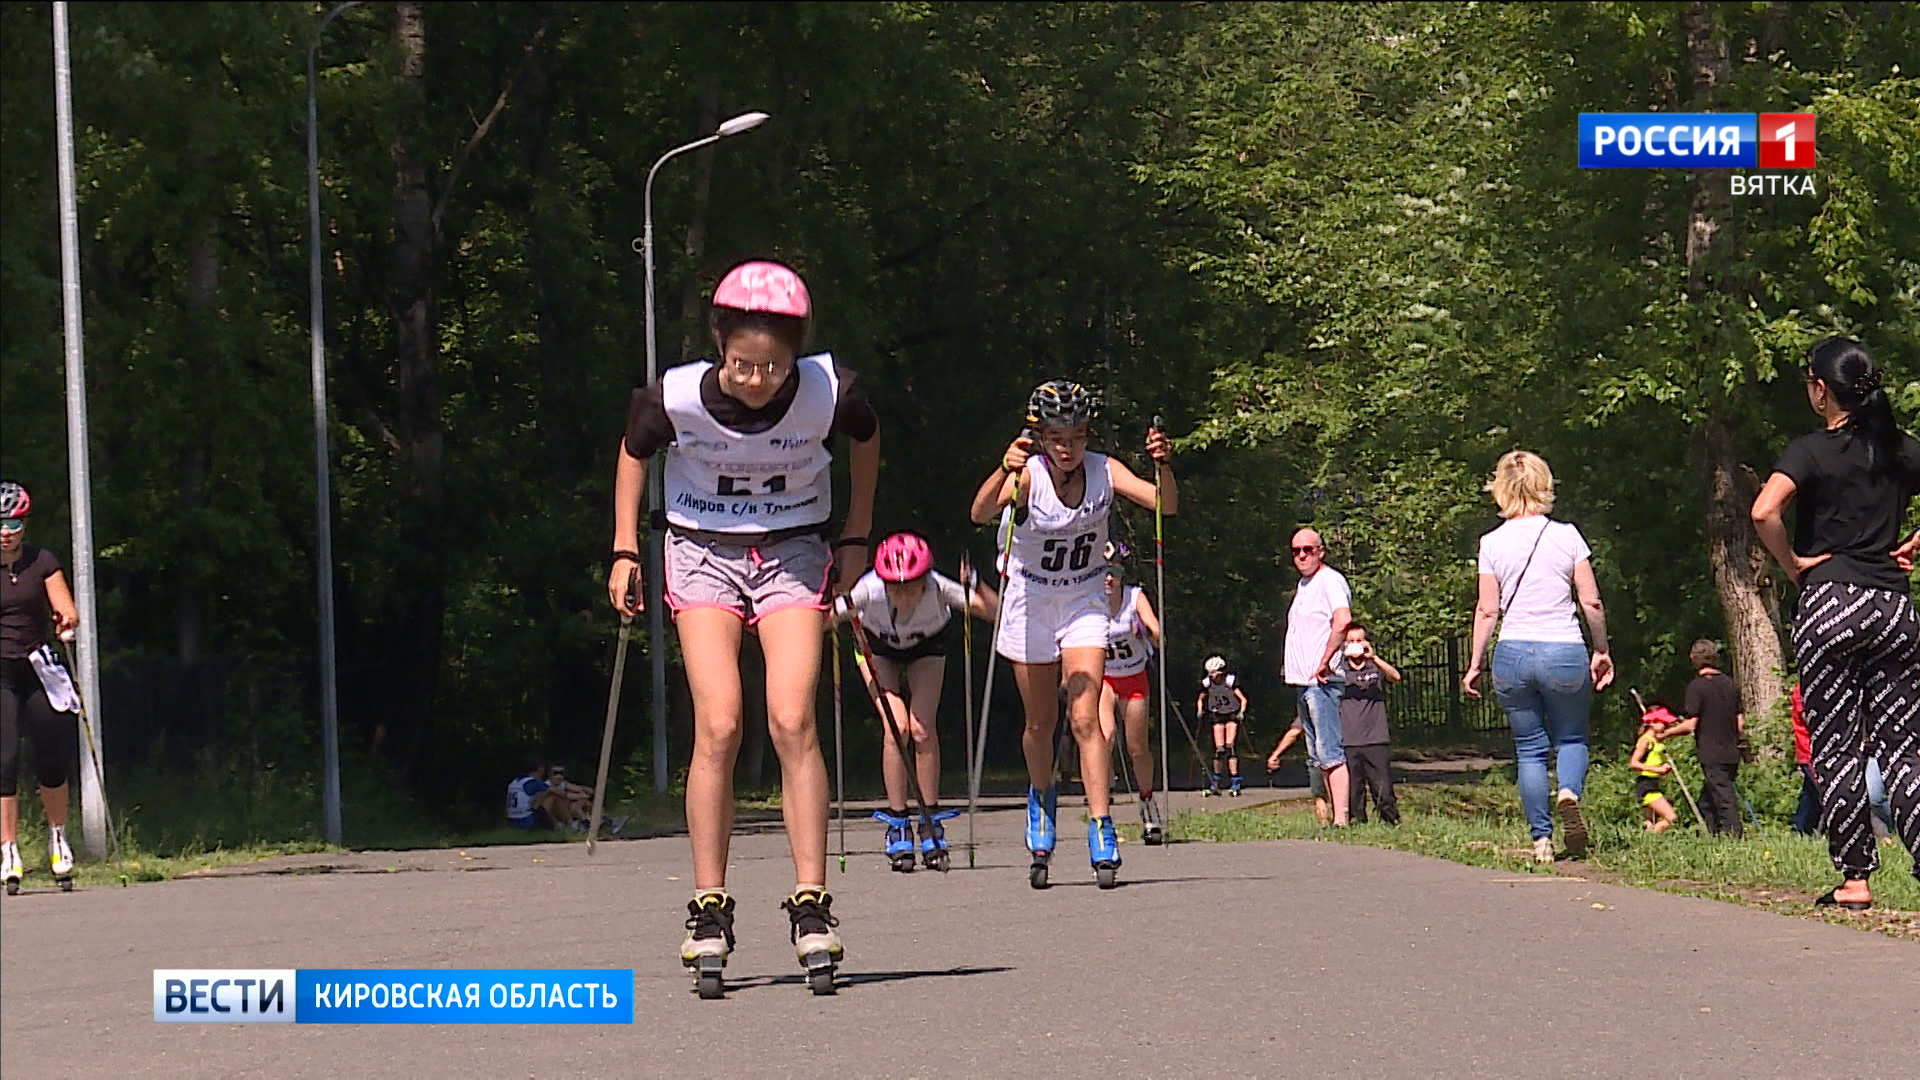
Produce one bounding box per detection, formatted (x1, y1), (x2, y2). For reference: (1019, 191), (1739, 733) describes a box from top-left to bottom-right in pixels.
(1290, 545), (1321, 555)
(726, 357), (791, 380)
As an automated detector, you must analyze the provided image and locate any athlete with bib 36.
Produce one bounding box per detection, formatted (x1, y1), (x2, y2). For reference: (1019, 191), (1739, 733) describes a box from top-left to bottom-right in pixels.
(969, 381), (1175, 889)
(610, 260), (878, 996)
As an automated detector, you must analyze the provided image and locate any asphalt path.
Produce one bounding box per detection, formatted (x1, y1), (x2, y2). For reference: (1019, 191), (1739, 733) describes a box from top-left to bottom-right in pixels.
(2, 793), (1914, 1078)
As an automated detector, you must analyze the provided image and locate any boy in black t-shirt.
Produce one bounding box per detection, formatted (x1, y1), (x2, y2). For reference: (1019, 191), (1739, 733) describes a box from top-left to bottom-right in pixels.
(1666, 639), (1746, 838)
(1339, 625), (1401, 825)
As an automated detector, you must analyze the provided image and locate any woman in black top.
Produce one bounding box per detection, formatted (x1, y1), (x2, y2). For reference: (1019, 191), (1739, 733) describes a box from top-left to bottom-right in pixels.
(1751, 338), (1920, 910)
(1, 482), (82, 892)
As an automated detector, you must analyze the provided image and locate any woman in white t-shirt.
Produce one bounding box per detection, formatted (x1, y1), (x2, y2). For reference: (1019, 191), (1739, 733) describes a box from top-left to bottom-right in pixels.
(1462, 451), (1614, 864)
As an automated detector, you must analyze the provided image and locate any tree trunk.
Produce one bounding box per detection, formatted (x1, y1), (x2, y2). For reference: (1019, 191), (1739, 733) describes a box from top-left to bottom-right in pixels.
(1683, 2), (1786, 737)
(389, 0), (446, 776)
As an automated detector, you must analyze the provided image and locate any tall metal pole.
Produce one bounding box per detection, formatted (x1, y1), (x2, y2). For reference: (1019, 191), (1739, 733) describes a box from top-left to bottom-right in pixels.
(306, 1), (360, 845)
(52, 1), (106, 858)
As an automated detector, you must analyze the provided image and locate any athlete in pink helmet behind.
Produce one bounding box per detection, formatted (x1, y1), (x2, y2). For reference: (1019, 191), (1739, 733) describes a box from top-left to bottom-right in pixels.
(835, 531), (997, 871)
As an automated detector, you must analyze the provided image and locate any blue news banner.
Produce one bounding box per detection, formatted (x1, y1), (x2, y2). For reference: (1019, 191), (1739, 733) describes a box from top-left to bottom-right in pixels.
(1579, 113), (1756, 168)
(154, 969), (634, 1024)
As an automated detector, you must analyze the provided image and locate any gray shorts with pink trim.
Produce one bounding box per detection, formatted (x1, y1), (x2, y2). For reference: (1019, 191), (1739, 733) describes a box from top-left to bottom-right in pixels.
(664, 531), (831, 623)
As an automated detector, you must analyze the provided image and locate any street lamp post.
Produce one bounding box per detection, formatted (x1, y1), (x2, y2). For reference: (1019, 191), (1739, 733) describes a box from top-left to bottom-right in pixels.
(640, 111), (769, 797)
(305, 0), (361, 846)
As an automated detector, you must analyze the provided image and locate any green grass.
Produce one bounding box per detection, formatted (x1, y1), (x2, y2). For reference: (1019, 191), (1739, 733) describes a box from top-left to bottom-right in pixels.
(1173, 773), (1920, 922)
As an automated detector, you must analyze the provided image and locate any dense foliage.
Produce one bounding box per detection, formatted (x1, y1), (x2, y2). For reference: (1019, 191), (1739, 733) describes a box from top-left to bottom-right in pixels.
(2, 2), (1913, 838)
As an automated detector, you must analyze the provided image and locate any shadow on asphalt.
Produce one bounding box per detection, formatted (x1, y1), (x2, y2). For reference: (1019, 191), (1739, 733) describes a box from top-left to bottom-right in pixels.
(713, 966), (1015, 994)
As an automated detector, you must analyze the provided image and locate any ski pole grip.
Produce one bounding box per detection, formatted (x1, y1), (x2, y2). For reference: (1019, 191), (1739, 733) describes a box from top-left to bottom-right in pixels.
(624, 564), (640, 616)
(1151, 414), (1164, 432)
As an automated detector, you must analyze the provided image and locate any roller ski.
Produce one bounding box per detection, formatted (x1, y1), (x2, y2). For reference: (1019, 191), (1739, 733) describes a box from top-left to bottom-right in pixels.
(919, 808), (961, 872)
(874, 811), (918, 873)
(1229, 776), (1243, 797)
(2, 841), (21, 895)
(1203, 773), (1223, 797)
(1139, 793), (1165, 846)
(49, 825), (74, 892)
(1026, 785), (1057, 890)
(1089, 814), (1121, 890)
(681, 892), (736, 1000)
(782, 888), (843, 996)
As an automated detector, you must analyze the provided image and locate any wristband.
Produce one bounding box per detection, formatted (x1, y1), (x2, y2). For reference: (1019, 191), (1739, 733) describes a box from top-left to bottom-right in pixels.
(611, 549), (640, 565)
(833, 536), (870, 549)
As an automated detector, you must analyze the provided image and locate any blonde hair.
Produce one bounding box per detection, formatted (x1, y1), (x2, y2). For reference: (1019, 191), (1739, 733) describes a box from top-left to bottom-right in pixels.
(1486, 450), (1555, 519)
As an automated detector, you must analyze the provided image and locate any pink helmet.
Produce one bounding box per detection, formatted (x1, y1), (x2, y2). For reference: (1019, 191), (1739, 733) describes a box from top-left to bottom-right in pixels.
(712, 260), (811, 319)
(874, 532), (933, 582)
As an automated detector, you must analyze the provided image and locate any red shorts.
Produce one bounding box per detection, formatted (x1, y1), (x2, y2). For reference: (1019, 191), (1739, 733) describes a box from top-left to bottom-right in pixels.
(1104, 671), (1150, 700)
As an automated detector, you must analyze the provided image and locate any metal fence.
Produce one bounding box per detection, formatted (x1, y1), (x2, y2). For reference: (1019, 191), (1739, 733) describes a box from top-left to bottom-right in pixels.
(1385, 636), (1507, 736)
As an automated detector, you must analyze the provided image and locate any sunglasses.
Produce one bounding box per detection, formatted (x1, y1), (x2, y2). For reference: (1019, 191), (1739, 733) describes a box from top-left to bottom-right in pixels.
(1290, 545), (1321, 555)
(0, 522), (23, 535)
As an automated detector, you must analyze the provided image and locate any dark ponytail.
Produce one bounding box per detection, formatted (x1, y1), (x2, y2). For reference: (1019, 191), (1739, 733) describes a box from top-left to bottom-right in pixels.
(1807, 336), (1918, 481)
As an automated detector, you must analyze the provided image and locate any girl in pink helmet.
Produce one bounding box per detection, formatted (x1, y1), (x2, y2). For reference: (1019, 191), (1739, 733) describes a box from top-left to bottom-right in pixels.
(610, 259), (879, 996)
(835, 531), (997, 871)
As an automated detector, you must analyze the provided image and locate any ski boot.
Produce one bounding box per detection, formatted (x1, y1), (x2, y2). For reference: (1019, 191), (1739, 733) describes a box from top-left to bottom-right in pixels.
(919, 809), (961, 872)
(1026, 785), (1057, 890)
(782, 888), (842, 996)
(874, 810), (917, 872)
(2, 841), (21, 896)
(1140, 793), (1165, 846)
(48, 825), (74, 892)
(1204, 774), (1222, 797)
(682, 892), (736, 999)
(1089, 814), (1121, 890)
(1229, 776), (1243, 797)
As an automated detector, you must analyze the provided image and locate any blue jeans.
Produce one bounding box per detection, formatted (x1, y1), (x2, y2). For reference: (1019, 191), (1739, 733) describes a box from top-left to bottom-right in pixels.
(1294, 681), (1345, 769)
(1492, 641), (1592, 840)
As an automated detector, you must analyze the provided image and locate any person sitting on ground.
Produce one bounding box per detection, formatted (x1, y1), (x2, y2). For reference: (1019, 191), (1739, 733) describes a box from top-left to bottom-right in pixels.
(1339, 623), (1402, 825)
(545, 765), (627, 835)
(1628, 706), (1679, 833)
(1662, 639), (1746, 838)
(506, 758), (557, 830)
(1267, 718), (1329, 826)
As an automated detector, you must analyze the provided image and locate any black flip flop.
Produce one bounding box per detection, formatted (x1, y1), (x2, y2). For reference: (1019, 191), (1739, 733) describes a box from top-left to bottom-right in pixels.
(1814, 888), (1872, 912)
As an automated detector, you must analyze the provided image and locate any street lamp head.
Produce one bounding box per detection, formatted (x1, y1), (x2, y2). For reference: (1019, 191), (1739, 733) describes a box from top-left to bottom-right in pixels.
(716, 111), (770, 138)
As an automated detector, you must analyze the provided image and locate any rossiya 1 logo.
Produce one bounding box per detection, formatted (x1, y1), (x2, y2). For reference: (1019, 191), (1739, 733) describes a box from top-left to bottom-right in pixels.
(1579, 112), (1816, 196)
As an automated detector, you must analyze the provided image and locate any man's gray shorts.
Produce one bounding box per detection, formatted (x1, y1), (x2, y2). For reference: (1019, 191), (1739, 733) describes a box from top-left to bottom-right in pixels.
(665, 532), (831, 623)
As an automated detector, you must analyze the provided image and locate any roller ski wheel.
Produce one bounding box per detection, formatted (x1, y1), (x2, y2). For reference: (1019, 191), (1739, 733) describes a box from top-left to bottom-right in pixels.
(875, 810), (916, 873)
(2, 841), (21, 896)
(1028, 854), (1051, 890)
(681, 893), (736, 1000)
(1089, 815), (1121, 890)
(1140, 794), (1165, 846)
(782, 889), (843, 997)
(48, 827), (75, 892)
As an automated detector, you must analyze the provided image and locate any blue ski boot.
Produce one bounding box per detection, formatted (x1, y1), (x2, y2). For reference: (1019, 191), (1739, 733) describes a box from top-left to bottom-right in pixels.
(1089, 814), (1121, 889)
(873, 810), (916, 872)
(1026, 785), (1057, 890)
(919, 809), (962, 872)
(1230, 775), (1243, 797)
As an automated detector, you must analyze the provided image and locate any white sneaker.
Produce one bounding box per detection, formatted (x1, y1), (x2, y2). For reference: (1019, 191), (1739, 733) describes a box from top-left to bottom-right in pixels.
(48, 825), (75, 879)
(2, 841), (22, 894)
(1532, 837), (1555, 865)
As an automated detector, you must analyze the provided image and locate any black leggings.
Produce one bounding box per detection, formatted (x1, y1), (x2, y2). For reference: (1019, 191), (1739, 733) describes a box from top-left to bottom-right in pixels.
(1792, 582), (1920, 881)
(2, 655), (76, 797)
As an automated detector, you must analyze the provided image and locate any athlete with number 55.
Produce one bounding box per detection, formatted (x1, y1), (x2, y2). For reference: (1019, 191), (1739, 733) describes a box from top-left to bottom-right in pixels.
(610, 259), (879, 997)
(969, 381), (1175, 889)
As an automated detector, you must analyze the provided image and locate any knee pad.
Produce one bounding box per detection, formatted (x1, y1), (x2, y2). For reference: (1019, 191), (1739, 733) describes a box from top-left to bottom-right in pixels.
(1213, 746), (1232, 770)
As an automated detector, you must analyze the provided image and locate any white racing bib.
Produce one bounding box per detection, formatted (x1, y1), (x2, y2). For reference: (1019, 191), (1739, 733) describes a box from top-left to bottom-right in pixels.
(661, 354), (837, 534)
(1004, 452), (1111, 596)
(1104, 585), (1153, 676)
(1202, 674), (1239, 715)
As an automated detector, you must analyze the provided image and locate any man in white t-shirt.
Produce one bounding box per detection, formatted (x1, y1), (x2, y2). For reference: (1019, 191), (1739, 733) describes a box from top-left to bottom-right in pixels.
(1282, 528), (1353, 826)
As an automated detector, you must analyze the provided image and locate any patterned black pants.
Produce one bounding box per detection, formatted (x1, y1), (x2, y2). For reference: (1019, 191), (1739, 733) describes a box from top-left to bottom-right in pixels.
(1792, 582), (1920, 881)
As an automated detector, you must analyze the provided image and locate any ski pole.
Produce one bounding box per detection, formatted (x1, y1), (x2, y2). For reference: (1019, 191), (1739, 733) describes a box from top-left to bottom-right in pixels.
(830, 613), (847, 873)
(847, 611), (953, 871)
(56, 632), (125, 872)
(971, 439), (1026, 855)
(1151, 414), (1170, 835)
(960, 554), (977, 869)
(587, 568), (638, 856)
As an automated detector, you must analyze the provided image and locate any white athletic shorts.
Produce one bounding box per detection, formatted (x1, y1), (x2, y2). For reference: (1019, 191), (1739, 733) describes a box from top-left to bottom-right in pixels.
(995, 582), (1107, 664)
